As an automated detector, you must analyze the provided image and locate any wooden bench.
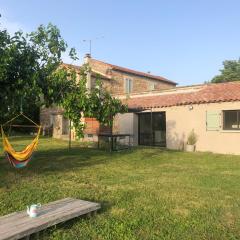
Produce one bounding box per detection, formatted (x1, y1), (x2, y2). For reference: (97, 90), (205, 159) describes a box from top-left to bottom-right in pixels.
(0, 198), (101, 240)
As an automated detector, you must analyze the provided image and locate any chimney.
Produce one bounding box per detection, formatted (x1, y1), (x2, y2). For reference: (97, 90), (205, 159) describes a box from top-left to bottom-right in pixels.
(84, 53), (91, 64)
(83, 53), (92, 91)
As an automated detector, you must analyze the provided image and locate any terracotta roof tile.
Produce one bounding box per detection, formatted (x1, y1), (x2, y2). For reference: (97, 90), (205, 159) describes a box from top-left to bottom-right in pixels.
(124, 82), (240, 109)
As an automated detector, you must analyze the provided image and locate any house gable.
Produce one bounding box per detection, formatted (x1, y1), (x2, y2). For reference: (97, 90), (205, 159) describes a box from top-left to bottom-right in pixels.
(84, 55), (177, 95)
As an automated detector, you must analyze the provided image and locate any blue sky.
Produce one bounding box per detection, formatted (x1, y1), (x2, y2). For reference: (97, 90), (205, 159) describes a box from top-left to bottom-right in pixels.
(0, 0), (240, 86)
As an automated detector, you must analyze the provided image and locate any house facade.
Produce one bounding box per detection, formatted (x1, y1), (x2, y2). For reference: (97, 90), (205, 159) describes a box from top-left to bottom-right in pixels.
(85, 54), (177, 94)
(40, 54), (176, 140)
(40, 55), (240, 154)
(117, 82), (240, 154)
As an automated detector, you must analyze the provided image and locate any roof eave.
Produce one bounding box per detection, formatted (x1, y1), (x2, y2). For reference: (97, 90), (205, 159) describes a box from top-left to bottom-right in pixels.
(111, 67), (177, 85)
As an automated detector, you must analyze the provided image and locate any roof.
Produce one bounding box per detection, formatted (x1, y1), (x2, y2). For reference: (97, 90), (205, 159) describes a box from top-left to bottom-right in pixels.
(90, 58), (177, 85)
(124, 82), (240, 109)
(61, 63), (112, 80)
(62, 63), (81, 71)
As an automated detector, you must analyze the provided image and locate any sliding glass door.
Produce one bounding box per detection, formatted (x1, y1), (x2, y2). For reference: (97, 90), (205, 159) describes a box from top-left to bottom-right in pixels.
(138, 112), (166, 147)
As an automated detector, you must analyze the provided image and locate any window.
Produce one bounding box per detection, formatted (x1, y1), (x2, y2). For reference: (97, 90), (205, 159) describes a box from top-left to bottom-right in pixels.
(149, 82), (156, 91)
(124, 78), (133, 94)
(223, 110), (240, 130)
(138, 112), (166, 147)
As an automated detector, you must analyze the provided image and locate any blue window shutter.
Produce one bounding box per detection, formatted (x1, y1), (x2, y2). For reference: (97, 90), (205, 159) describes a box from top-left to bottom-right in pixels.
(206, 111), (221, 131)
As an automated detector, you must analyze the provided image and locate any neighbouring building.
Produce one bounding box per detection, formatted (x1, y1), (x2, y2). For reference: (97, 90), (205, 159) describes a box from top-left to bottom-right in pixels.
(40, 55), (240, 154)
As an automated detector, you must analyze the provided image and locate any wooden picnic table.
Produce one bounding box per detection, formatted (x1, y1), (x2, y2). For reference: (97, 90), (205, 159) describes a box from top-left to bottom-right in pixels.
(0, 198), (100, 240)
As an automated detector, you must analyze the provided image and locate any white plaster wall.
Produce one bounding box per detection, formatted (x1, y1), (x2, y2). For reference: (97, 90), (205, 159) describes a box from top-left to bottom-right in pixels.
(117, 113), (138, 146)
(153, 101), (240, 154)
(104, 101), (240, 154)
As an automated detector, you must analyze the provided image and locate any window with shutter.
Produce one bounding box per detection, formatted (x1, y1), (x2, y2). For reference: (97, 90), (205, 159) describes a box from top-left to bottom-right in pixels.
(149, 82), (156, 91)
(206, 111), (221, 131)
(124, 78), (133, 94)
(223, 110), (240, 130)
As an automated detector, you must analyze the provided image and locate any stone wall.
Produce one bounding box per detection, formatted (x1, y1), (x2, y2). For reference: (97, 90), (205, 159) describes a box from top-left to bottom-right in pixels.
(40, 106), (64, 136)
(107, 70), (175, 95)
(88, 58), (176, 95)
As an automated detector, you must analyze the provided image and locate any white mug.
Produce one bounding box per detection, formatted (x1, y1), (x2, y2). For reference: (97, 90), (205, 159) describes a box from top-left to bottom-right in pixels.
(27, 203), (41, 218)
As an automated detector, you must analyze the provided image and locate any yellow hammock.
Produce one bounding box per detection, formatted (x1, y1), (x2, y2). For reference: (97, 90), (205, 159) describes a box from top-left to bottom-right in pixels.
(1, 126), (41, 161)
(1, 113), (41, 167)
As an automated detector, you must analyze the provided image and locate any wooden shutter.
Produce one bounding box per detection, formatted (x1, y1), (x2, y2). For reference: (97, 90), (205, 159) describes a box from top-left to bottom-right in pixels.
(206, 111), (221, 131)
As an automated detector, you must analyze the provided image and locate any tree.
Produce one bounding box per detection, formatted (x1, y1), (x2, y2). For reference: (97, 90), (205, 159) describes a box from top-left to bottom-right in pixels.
(211, 59), (240, 83)
(0, 29), (38, 123)
(88, 79), (127, 128)
(0, 22), (76, 124)
(61, 66), (127, 138)
(0, 21), (127, 138)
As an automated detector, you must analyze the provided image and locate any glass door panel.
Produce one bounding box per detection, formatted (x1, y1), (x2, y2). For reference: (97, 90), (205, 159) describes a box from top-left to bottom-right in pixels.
(138, 112), (166, 147)
(139, 113), (152, 145)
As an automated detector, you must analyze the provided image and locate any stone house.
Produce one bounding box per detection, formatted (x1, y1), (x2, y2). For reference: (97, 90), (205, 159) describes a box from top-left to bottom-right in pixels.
(40, 54), (176, 140)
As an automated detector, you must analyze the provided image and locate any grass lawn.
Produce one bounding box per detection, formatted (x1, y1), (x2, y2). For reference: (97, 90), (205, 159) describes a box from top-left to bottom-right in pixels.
(1, 137), (240, 239)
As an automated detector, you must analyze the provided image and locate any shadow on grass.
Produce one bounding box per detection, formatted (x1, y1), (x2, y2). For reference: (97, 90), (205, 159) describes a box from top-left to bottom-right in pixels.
(0, 146), (137, 188)
(0, 145), (174, 176)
